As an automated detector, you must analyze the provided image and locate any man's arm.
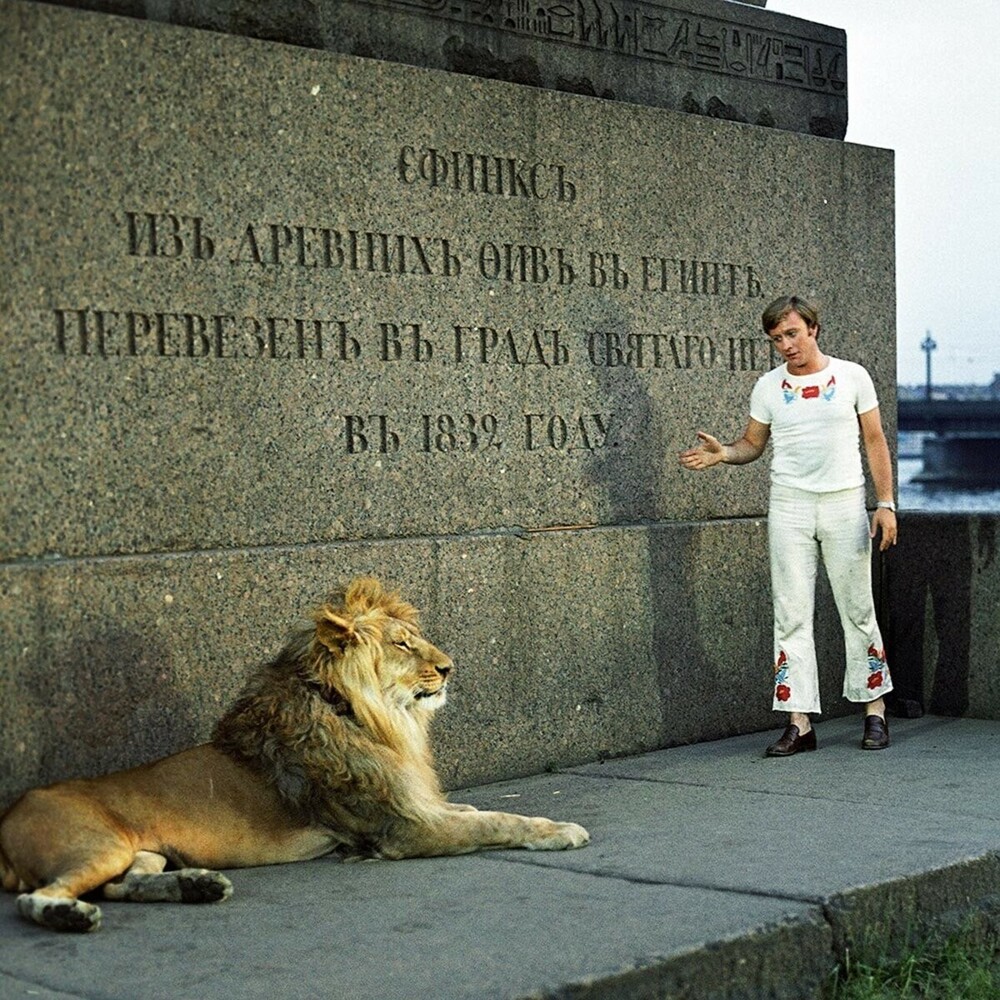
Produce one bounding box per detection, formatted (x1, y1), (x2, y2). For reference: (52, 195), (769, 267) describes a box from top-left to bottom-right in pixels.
(858, 406), (897, 550)
(679, 418), (770, 470)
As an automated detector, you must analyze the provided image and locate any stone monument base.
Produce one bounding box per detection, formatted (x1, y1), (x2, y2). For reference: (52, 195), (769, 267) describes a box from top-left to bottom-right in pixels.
(1, 0), (894, 804)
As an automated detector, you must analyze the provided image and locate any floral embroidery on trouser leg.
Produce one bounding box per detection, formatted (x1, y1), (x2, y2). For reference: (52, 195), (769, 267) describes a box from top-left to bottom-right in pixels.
(863, 643), (892, 698)
(770, 642), (820, 712)
(773, 650), (792, 705)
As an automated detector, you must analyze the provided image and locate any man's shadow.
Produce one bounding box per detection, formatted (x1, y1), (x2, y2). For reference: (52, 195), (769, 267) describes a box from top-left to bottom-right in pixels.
(878, 515), (994, 717)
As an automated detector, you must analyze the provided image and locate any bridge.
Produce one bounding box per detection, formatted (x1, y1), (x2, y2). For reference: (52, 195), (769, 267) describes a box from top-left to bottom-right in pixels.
(897, 398), (1000, 485)
(898, 398), (1000, 433)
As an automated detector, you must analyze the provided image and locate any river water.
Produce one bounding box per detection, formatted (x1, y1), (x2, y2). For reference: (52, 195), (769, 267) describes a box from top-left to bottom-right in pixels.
(899, 458), (1000, 513)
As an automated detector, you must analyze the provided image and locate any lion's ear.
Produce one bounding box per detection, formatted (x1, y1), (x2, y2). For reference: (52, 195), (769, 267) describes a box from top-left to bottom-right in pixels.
(314, 610), (357, 655)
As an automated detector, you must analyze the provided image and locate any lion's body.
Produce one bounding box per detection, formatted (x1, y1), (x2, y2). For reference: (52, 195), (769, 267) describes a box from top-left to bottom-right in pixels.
(1, 747), (338, 879)
(0, 578), (589, 932)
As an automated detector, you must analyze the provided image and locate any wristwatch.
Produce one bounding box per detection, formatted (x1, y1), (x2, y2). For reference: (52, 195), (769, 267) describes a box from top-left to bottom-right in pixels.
(876, 500), (896, 512)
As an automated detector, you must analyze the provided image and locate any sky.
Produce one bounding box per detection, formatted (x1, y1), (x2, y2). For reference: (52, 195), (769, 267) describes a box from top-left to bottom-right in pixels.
(766, 0), (1000, 387)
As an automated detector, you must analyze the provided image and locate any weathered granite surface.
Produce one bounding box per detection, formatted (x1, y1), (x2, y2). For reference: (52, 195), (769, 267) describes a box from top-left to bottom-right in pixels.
(295, 0), (848, 137)
(1, 0), (896, 804)
(2, 520), (868, 802)
(37, 0), (842, 136)
(1, 1), (891, 563)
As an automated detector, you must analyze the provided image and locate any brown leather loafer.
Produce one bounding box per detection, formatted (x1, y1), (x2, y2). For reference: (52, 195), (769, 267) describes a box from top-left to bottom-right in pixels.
(765, 724), (817, 757)
(862, 714), (890, 750)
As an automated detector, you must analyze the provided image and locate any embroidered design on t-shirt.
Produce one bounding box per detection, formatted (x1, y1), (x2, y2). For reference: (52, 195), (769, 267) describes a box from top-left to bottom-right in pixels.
(782, 375), (837, 404)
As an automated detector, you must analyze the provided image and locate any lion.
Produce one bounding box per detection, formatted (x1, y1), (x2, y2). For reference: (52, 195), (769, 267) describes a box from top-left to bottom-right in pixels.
(0, 577), (589, 932)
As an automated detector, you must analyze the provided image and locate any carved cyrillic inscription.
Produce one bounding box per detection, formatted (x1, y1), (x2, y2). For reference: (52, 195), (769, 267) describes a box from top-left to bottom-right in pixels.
(53, 308), (359, 361)
(54, 171), (778, 466)
(524, 411), (615, 452)
(231, 223), (463, 276)
(53, 310), (773, 375)
(116, 207), (766, 299)
(398, 146), (577, 202)
(342, 410), (618, 454)
(643, 257), (764, 298)
(453, 325), (569, 366)
(126, 211), (216, 260)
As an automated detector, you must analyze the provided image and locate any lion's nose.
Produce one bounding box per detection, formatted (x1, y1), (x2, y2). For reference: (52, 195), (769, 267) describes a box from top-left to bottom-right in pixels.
(436, 664), (452, 679)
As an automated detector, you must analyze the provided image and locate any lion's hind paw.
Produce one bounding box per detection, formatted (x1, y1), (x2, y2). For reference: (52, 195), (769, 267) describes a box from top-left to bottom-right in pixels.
(527, 821), (590, 851)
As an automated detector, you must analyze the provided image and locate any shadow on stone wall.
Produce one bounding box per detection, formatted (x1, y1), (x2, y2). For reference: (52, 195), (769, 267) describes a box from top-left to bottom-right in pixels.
(880, 514), (997, 718)
(580, 306), (780, 746)
(1, 622), (205, 806)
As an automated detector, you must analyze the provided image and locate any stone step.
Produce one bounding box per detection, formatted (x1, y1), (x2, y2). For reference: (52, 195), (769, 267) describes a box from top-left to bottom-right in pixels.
(3, 715), (998, 999)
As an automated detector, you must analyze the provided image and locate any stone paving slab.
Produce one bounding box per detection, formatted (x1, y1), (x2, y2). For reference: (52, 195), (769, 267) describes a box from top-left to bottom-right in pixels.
(1, 716), (999, 1000)
(464, 717), (1000, 901)
(568, 714), (1000, 816)
(0, 858), (823, 1000)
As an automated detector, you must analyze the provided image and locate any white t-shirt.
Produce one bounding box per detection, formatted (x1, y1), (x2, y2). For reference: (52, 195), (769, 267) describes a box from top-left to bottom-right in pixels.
(749, 357), (879, 492)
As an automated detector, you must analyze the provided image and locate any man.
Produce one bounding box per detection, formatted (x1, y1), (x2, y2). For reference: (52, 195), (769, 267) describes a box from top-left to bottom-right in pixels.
(680, 296), (897, 755)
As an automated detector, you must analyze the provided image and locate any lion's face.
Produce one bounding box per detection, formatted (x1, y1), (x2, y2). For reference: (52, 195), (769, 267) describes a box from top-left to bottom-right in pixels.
(379, 619), (453, 712)
(311, 579), (454, 718)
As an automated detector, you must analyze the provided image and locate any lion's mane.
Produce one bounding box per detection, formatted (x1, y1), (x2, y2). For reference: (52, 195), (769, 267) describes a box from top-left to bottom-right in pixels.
(211, 578), (445, 855)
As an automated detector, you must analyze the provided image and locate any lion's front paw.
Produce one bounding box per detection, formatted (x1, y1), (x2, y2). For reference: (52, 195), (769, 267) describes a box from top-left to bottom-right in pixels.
(527, 821), (590, 851)
(104, 868), (233, 904)
(177, 869), (233, 903)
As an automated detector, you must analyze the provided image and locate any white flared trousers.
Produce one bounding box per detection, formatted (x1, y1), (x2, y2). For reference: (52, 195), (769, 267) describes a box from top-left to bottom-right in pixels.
(768, 483), (892, 714)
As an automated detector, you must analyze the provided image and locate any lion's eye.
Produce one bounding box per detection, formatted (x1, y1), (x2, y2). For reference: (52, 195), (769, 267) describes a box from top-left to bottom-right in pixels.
(394, 639), (414, 653)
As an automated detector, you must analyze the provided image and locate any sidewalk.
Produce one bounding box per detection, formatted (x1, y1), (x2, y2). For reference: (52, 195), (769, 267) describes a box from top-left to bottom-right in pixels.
(2, 715), (999, 1000)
